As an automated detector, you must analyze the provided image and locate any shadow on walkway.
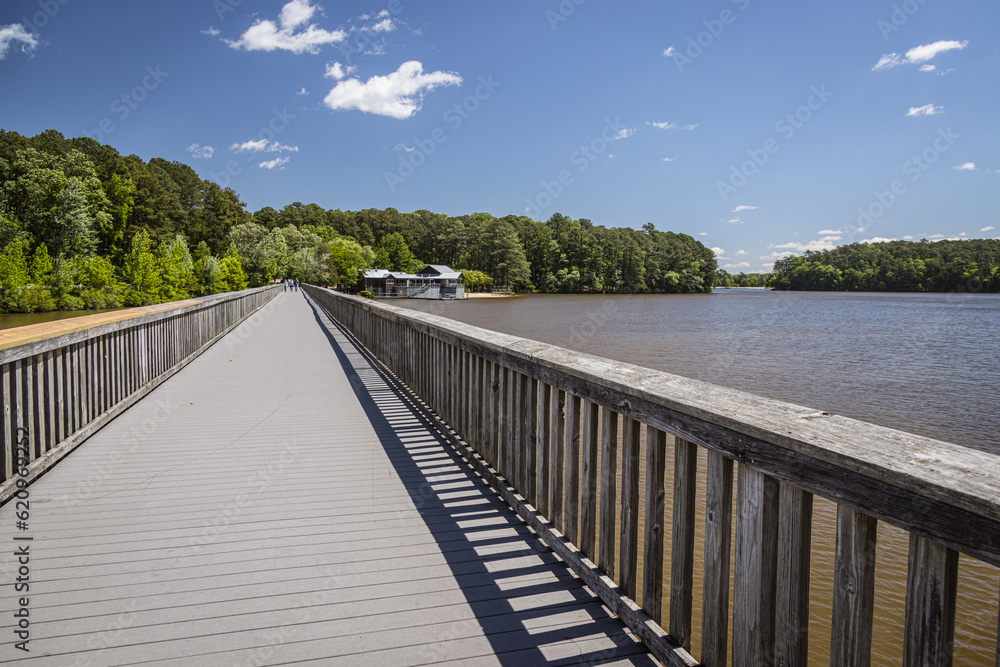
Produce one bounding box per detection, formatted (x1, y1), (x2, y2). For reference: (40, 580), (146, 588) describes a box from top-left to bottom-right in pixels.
(303, 295), (656, 666)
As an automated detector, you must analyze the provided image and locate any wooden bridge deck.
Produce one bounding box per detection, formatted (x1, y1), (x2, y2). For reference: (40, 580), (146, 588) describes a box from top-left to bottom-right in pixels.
(1, 292), (655, 666)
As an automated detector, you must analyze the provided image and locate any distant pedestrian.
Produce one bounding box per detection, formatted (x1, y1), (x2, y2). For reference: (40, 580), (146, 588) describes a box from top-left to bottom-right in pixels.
(282, 279), (287, 292)
(295, 278), (300, 291)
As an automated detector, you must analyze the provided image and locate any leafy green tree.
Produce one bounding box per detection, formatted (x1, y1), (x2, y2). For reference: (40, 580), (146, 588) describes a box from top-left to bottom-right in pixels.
(122, 229), (162, 306)
(375, 232), (416, 272)
(216, 243), (248, 292)
(328, 236), (375, 287)
(157, 234), (195, 300)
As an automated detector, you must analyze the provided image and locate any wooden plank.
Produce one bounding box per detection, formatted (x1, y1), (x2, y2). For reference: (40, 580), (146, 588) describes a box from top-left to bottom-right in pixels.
(776, 480), (814, 667)
(702, 450), (734, 667)
(580, 399), (599, 560)
(733, 463), (779, 667)
(564, 394), (581, 545)
(619, 416), (641, 599)
(599, 408), (619, 578)
(903, 534), (958, 666)
(510, 369), (522, 492)
(644, 426), (667, 624)
(1, 363), (11, 482)
(503, 366), (514, 484)
(537, 383), (552, 518)
(550, 388), (566, 531)
(670, 437), (698, 650)
(830, 506), (878, 667)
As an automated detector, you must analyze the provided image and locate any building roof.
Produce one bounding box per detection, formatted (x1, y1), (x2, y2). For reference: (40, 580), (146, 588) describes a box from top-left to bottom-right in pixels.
(418, 265), (452, 275)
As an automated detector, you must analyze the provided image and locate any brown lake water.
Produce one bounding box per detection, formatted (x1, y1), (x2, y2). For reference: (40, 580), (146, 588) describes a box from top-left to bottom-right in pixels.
(0, 308), (125, 331)
(395, 290), (1000, 665)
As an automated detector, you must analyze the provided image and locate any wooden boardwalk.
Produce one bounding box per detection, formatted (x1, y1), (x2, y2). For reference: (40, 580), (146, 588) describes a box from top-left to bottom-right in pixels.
(1, 291), (655, 666)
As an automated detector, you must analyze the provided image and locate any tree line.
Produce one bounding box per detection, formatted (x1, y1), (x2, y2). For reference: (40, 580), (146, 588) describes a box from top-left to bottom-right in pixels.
(0, 129), (719, 313)
(770, 240), (1000, 292)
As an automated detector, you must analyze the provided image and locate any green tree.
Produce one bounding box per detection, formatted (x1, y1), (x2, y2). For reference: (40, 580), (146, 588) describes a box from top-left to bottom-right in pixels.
(374, 232), (416, 272)
(122, 229), (162, 306)
(216, 243), (248, 292)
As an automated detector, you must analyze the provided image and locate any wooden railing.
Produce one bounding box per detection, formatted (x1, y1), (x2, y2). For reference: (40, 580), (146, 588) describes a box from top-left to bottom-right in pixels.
(305, 285), (1000, 667)
(0, 285), (282, 503)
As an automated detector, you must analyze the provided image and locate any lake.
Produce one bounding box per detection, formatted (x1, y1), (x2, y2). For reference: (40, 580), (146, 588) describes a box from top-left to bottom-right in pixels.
(0, 307), (126, 331)
(394, 290), (1000, 665)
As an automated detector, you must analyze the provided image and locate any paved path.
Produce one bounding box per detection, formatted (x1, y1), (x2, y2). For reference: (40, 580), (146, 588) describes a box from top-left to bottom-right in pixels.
(1, 291), (655, 666)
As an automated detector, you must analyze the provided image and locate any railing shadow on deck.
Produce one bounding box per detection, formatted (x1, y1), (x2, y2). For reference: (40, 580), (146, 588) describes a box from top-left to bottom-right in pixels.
(303, 295), (658, 666)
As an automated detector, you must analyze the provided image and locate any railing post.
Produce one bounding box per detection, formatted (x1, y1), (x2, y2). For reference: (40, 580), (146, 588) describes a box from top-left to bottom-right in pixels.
(564, 394), (581, 545)
(599, 408), (619, 578)
(670, 437), (698, 650)
(776, 481), (814, 667)
(643, 426), (667, 624)
(830, 506), (878, 667)
(903, 534), (958, 666)
(580, 400), (599, 560)
(550, 389), (566, 531)
(702, 450), (734, 667)
(537, 383), (552, 518)
(734, 463), (779, 667)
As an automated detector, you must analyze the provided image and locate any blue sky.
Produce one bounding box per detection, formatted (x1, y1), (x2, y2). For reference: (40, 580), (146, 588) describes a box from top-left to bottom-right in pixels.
(1, 0), (998, 271)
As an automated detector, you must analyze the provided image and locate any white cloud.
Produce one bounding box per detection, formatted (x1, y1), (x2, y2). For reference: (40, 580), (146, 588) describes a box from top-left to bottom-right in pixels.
(873, 40), (969, 71)
(231, 139), (299, 153)
(906, 40), (968, 63)
(366, 18), (396, 32)
(608, 153), (618, 158)
(769, 236), (842, 253)
(860, 236), (897, 244)
(736, 249), (748, 256)
(682, 124), (699, 131)
(662, 156), (677, 162)
(614, 128), (636, 140)
(817, 228), (843, 235)
(663, 46), (676, 57)
(952, 162), (976, 171)
(724, 262), (751, 269)
(296, 87), (309, 96)
(325, 61), (356, 80)
(710, 247), (727, 257)
(395, 143), (415, 152)
(727, 217), (744, 225)
(650, 121), (676, 130)
(0, 23), (38, 59)
(698, 232), (708, 236)
(201, 27), (221, 37)
(732, 205), (760, 212)
(903, 235), (915, 240)
(186, 143), (215, 159)
(259, 156), (291, 170)
(919, 64), (936, 72)
(323, 60), (462, 119)
(227, 0), (346, 54)
(982, 226), (995, 232)
(906, 104), (943, 117)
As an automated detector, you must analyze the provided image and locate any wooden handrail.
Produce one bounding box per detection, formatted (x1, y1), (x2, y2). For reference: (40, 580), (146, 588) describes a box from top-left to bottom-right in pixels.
(304, 284), (1000, 667)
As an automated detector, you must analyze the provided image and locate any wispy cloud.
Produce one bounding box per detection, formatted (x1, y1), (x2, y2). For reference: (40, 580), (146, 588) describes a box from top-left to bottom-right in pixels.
(682, 123), (699, 131)
(296, 87), (309, 96)
(711, 247), (727, 257)
(230, 139), (299, 153)
(226, 0), (346, 54)
(259, 156), (291, 170)
(186, 143), (215, 159)
(663, 46), (676, 57)
(662, 156), (677, 162)
(982, 226), (995, 232)
(906, 104), (943, 117)
(0, 23), (38, 59)
(732, 205), (760, 212)
(614, 127), (636, 140)
(649, 121), (676, 130)
(873, 40), (969, 71)
(724, 262), (751, 269)
(727, 217), (745, 224)
(201, 27), (221, 37)
(818, 228), (843, 235)
(735, 249), (747, 256)
(324, 60), (461, 119)
(769, 235), (843, 254)
(952, 162), (976, 171)
(325, 62), (356, 80)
